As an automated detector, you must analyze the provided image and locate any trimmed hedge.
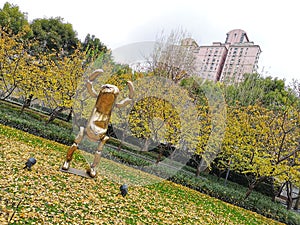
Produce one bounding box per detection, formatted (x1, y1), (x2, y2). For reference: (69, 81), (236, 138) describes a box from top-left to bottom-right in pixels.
(210, 167), (275, 197)
(167, 172), (300, 225)
(0, 100), (74, 145)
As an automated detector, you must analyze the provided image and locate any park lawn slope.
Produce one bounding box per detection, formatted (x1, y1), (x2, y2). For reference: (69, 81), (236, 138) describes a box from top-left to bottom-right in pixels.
(0, 124), (285, 225)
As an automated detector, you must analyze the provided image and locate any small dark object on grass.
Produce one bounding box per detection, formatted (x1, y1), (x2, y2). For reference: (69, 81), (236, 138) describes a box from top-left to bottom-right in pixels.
(120, 184), (128, 197)
(23, 157), (36, 170)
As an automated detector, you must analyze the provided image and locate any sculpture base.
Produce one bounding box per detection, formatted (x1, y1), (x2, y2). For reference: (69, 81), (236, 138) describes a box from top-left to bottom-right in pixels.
(60, 167), (93, 179)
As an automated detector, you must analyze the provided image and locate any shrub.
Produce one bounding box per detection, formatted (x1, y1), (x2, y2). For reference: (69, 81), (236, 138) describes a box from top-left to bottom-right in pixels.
(0, 100), (74, 145)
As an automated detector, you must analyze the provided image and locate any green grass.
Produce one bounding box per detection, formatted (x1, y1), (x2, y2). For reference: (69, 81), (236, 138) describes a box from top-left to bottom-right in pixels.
(0, 124), (288, 225)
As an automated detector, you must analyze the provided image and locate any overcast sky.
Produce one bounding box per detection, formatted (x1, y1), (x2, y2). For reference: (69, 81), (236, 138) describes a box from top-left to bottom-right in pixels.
(1, 0), (299, 83)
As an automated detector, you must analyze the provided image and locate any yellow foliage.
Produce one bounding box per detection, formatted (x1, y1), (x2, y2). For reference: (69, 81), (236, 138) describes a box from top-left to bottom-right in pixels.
(219, 103), (300, 187)
(112, 75), (201, 155)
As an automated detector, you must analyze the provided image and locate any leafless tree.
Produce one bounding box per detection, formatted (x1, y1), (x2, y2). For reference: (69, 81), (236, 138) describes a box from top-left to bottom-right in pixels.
(290, 79), (300, 98)
(148, 28), (198, 83)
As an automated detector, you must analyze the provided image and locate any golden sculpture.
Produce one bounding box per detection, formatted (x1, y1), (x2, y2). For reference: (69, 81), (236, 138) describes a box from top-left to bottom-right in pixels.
(61, 69), (134, 178)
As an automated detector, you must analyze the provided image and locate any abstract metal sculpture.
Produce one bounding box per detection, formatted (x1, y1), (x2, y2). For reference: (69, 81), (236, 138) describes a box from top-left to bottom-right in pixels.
(61, 69), (134, 178)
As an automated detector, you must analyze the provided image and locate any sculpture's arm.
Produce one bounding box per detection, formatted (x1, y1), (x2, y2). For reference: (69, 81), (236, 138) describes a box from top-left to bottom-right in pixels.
(87, 69), (104, 98)
(115, 81), (134, 108)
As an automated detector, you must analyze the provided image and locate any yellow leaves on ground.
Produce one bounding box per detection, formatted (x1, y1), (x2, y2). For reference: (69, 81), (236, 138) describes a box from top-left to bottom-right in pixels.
(0, 125), (285, 224)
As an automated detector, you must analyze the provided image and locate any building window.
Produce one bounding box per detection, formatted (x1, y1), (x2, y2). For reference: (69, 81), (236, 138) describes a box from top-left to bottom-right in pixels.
(240, 33), (245, 43)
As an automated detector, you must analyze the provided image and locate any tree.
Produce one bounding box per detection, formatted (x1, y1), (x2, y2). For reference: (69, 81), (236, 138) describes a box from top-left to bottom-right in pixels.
(41, 48), (86, 124)
(180, 77), (227, 176)
(149, 28), (198, 83)
(294, 189), (300, 210)
(218, 103), (300, 201)
(0, 2), (31, 36)
(270, 104), (300, 209)
(0, 28), (29, 99)
(224, 73), (296, 110)
(82, 33), (108, 63)
(129, 96), (180, 153)
(290, 79), (300, 102)
(15, 53), (46, 113)
(115, 75), (201, 170)
(30, 17), (79, 55)
(219, 104), (274, 198)
(136, 28), (225, 172)
(221, 74), (300, 202)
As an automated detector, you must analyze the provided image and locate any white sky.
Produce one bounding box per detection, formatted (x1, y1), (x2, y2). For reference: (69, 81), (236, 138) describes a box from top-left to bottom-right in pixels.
(1, 0), (299, 83)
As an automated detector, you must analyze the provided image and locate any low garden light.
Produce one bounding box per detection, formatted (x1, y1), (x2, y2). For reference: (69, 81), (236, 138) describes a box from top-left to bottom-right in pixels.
(23, 157), (36, 170)
(120, 184), (128, 197)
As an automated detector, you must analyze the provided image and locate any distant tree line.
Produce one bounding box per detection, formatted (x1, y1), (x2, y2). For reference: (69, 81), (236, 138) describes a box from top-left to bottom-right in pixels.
(0, 2), (110, 120)
(0, 2), (107, 58)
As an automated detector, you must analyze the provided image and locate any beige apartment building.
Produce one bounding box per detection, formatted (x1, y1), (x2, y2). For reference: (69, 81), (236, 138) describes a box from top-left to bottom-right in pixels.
(185, 29), (261, 83)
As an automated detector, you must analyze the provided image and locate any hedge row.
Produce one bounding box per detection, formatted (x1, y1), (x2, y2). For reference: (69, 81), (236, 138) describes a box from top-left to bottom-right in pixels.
(0, 100), (74, 145)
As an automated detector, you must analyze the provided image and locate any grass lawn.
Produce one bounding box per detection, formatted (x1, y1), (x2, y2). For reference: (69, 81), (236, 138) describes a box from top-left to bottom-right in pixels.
(0, 124), (286, 225)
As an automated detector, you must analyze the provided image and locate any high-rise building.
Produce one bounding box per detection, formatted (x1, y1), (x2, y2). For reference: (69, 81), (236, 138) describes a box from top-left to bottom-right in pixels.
(185, 29), (261, 83)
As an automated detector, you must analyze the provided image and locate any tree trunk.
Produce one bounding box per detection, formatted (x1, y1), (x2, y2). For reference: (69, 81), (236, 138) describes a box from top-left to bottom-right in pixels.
(141, 138), (150, 152)
(20, 94), (34, 114)
(156, 145), (163, 164)
(217, 170), (226, 181)
(66, 107), (73, 122)
(117, 139), (122, 151)
(276, 182), (286, 197)
(245, 176), (266, 199)
(191, 155), (201, 177)
(118, 130), (126, 151)
(293, 188), (300, 210)
(245, 183), (256, 199)
(196, 164), (201, 177)
(224, 166), (231, 186)
(195, 157), (207, 177)
(270, 178), (276, 202)
(46, 106), (65, 125)
(1, 85), (17, 100)
(286, 181), (293, 210)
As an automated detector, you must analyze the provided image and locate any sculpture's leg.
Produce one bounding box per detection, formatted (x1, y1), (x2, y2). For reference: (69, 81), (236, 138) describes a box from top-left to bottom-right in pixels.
(87, 135), (109, 177)
(62, 127), (85, 170)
